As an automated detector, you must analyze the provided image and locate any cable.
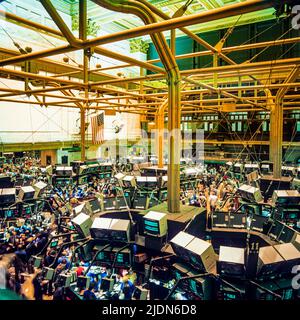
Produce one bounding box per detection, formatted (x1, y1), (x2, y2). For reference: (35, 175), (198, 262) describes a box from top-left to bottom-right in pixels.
(248, 26), (295, 63)
(37, 32), (81, 67)
(240, 13), (291, 47)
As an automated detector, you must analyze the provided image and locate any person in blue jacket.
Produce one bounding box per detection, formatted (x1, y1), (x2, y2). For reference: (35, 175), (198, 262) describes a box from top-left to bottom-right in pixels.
(120, 276), (135, 300)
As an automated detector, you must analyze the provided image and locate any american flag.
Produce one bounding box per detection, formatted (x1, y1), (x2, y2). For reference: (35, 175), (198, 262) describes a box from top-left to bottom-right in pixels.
(91, 112), (104, 144)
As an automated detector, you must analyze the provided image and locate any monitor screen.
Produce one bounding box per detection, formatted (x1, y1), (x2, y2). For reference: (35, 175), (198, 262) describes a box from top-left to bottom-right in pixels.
(268, 221), (284, 240)
(101, 278), (113, 292)
(189, 279), (198, 294)
(23, 205), (33, 215)
(279, 225), (296, 243)
(114, 252), (130, 266)
(261, 206), (271, 218)
(144, 219), (159, 235)
(103, 198), (117, 210)
(133, 287), (142, 300)
(89, 199), (101, 213)
(96, 250), (110, 262)
(174, 271), (181, 281)
(286, 212), (298, 219)
(0, 176), (13, 188)
(243, 204), (256, 215)
(14, 179), (24, 187)
(23, 191), (34, 200)
(160, 191), (168, 201)
(50, 240), (58, 248)
(4, 209), (13, 218)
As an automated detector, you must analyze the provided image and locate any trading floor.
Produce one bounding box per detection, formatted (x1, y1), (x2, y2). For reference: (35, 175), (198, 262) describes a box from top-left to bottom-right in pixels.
(0, 0), (300, 302)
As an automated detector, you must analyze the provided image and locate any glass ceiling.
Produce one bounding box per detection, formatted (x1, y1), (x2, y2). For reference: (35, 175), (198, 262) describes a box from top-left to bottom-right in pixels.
(51, 0), (277, 38)
(0, 0), (279, 80)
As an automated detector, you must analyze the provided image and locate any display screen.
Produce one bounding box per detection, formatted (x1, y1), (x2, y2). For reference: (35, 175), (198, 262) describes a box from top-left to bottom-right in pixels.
(160, 191), (168, 201)
(144, 219), (159, 234)
(103, 198), (116, 210)
(279, 226), (296, 243)
(89, 199), (101, 212)
(15, 179), (24, 187)
(4, 209), (14, 218)
(189, 279), (198, 294)
(101, 278), (112, 291)
(50, 240), (58, 248)
(97, 251), (110, 262)
(23, 205), (33, 215)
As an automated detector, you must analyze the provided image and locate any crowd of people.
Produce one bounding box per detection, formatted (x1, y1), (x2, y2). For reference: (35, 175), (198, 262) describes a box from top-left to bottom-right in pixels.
(0, 157), (261, 301)
(180, 165), (241, 213)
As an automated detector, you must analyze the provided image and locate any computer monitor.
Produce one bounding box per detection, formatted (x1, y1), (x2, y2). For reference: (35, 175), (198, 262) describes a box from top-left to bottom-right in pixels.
(123, 176), (136, 188)
(0, 176), (13, 188)
(189, 279), (200, 295)
(278, 224), (297, 243)
(159, 190), (168, 201)
(57, 274), (72, 288)
(123, 191), (130, 198)
(4, 209), (14, 218)
(14, 178), (24, 187)
(18, 186), (35, 201)
(133, 286), (148, 300)
(147, 176), (158, 189)
(100, 278), (114, 292)
(42, 267), (55, 281)
(143, 211), (167, 237)
(113, 248), (131, 266)
(32, 256), (42, 269)
(261, 206), (272, 218)
(89, 198), (101, 213)
(136, 176), (147, 188)
(103, 197), (117, 211)
(77, 276), (90, 290)
(23, 205), (33, 215)
(268, 221), (285, 241)
(116, 196), (130, 210)
(50, 240), (58, 248)
(132, 192), (149, 210)
(0, 188), (16, 205)
(96, 250), (110, 263)
(242, 204), (257, 215)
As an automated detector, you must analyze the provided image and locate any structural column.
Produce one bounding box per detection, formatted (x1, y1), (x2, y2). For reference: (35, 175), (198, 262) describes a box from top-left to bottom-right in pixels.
(269, 100), (283, 179)
(156, 111), (164, 168)
(80, 107), (86, 161)
(269, 67), (299, 179)
(80, 0), (88, 161)
(168, 74), (181, 213)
